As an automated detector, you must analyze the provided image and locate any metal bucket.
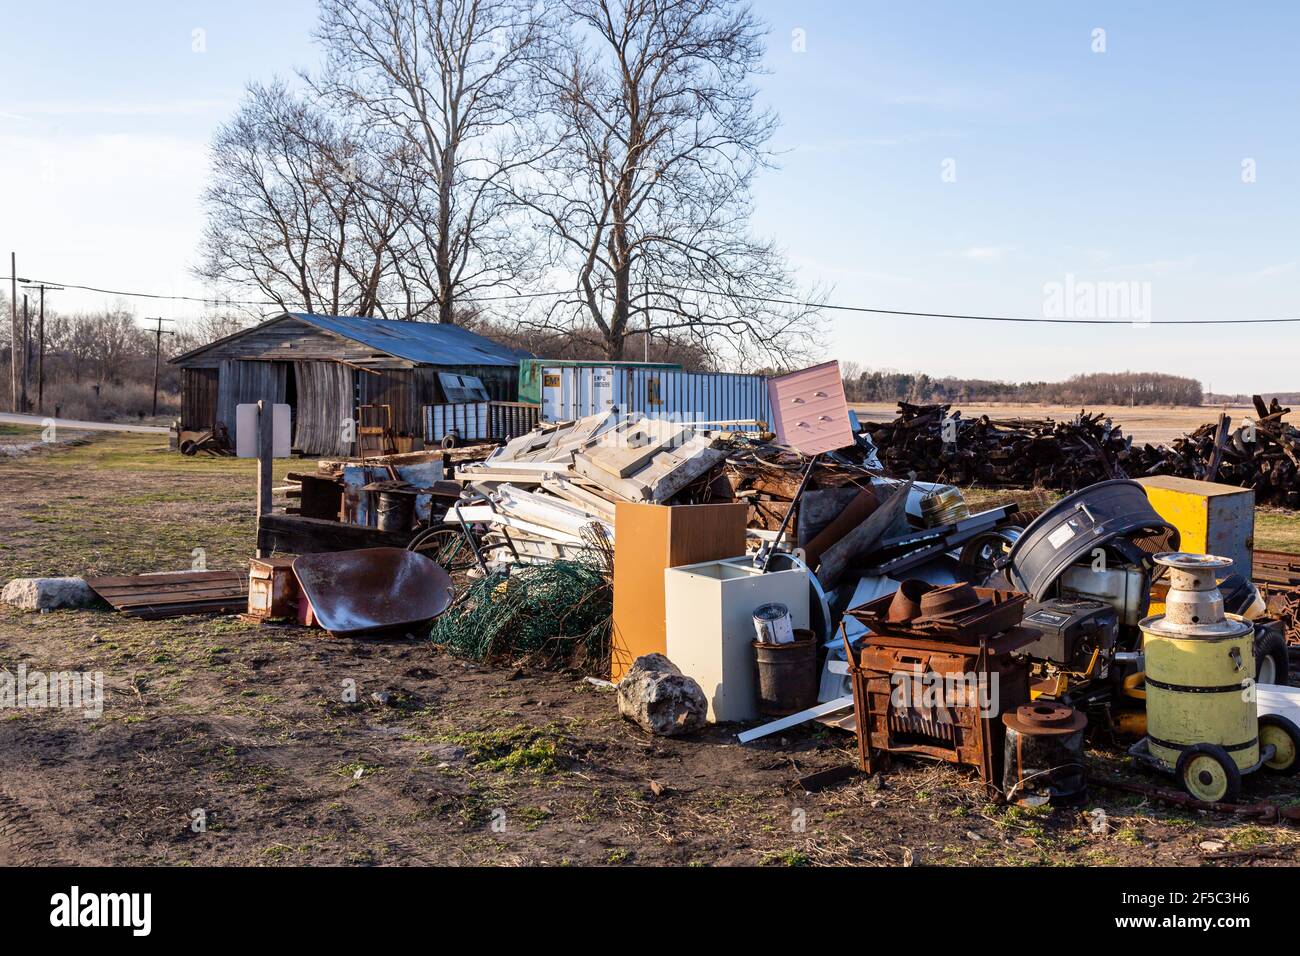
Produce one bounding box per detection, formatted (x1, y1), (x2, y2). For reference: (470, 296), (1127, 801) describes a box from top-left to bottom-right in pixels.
(376, 490), (416, 532)
(752, 602), (794, 644)
(752, 630), (818, 716)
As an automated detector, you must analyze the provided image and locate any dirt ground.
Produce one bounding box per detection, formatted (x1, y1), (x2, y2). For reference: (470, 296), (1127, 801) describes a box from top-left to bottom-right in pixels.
(1, 429), (1298, 867)
(851, 402), (1271, 447)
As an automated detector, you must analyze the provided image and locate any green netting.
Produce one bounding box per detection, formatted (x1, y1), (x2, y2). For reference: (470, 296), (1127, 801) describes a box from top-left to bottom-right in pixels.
(429, 560), (612, 672)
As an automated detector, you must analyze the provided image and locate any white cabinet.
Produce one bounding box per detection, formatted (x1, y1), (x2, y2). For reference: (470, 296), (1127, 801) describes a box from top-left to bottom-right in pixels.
(664, 558), (809, 722)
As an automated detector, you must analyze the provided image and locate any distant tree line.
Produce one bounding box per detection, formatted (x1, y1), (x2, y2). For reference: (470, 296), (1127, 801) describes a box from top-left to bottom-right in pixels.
(0, 291), (255, 419)
(841, 363), (1204, 407)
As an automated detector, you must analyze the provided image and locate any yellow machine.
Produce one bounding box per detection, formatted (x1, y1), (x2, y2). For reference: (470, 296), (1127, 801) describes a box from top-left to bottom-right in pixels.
(1132, 553), (1298, 802)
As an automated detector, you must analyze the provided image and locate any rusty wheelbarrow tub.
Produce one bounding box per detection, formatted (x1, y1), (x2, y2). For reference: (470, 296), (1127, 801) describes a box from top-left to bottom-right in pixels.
(292, 547), (453, 638)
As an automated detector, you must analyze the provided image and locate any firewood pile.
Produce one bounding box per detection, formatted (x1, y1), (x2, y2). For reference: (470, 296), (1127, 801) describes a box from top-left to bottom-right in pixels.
(1128, 397), (1300, 507)
(861, 402), (1129, 492)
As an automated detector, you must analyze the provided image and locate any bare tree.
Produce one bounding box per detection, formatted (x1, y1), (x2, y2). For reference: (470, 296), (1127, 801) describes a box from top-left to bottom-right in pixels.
(198, 80), (407, 318)
(81, 306), (148, 385)
(171, 312), (255, 358)
(512, 0), (820, 365)
(313, 0), (549, 323)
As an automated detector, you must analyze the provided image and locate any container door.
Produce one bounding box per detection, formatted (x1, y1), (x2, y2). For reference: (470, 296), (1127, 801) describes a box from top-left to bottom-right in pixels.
(541, 369), (563, 421)
(591, 366), (614, 415)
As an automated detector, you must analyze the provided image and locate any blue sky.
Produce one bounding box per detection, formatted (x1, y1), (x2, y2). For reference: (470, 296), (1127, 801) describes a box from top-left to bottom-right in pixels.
(2, 1), (1298, 393)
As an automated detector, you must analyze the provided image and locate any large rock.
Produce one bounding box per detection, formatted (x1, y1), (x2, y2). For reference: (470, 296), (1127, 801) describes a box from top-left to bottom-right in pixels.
(617, 654), (707, 736)
(2, 577), (98, 611)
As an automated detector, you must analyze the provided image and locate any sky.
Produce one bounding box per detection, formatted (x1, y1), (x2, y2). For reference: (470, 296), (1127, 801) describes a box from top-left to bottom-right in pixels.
(1, 1), (1298, 394)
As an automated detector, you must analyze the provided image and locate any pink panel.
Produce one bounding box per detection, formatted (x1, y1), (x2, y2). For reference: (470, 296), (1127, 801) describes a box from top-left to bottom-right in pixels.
(766, 360), (854, 455)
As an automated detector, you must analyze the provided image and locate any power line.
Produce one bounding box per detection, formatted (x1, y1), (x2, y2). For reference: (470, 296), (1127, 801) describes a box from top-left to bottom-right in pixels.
(2, 273), (1300, 326)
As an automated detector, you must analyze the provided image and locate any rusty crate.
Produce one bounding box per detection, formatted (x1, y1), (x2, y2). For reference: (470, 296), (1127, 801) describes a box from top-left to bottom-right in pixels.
(248, 555), (300, 621)
(843, 626), (1036, 793)
(847, 586), (1028, 644)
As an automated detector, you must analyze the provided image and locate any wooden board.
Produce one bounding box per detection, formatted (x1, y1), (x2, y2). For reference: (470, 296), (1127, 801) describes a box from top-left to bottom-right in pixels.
(610, 501), (748, 682)
(86, 570), (248, 619)
(256, 513), (414, 556)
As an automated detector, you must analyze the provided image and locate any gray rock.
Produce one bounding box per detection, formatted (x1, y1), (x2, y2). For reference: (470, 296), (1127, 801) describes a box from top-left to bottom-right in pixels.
(2, 577), (98, 611)
(617, 654), (707, 736)
(425, 743), (468, 764)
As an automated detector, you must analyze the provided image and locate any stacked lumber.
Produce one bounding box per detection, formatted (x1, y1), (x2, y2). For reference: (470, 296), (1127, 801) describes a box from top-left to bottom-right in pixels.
(862, 402), (1129, 492)
(1128, 397), (1300, 507)
(454, 412), (730, 566)
(85, 571), (248, 620)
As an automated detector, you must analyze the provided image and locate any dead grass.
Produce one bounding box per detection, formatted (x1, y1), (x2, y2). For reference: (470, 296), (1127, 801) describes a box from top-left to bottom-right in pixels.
(0, 432), (1297, 866)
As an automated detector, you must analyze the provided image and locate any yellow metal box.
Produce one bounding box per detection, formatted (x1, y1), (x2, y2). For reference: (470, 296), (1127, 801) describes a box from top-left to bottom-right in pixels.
(1136, 476), (1254, 576)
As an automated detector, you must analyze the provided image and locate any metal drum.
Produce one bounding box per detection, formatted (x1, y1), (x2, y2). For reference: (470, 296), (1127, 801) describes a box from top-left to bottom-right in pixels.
(1140, 553), (1256, 801)
(1002, 703), (1088, 807)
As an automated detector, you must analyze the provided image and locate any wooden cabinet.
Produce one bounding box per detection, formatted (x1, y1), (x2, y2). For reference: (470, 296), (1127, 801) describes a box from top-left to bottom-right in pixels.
(610, 502), (748, 681)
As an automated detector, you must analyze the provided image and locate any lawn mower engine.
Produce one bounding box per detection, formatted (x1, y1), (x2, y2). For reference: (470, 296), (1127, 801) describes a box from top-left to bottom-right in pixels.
(1019, 598), (1120, 703)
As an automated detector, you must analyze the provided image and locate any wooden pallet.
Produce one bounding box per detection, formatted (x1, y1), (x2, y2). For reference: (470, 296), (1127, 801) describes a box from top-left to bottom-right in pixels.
(85, 570), (248, 620)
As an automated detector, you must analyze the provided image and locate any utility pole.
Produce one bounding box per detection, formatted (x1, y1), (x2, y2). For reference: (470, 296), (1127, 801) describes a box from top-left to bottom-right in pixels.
(9, 253), (16, 414)
(21, 282), (62, 415)
(20, 295), (28, 413)
(144, 316), (175, 417)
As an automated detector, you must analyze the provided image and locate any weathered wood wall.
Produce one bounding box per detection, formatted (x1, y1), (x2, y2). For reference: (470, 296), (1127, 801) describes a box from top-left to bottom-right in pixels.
(180, 367), (219, 432)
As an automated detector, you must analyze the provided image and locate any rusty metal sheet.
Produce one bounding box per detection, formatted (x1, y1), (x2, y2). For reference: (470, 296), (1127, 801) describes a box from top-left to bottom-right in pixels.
(292, 547), (453, 637)
(766, 361), (853, 455)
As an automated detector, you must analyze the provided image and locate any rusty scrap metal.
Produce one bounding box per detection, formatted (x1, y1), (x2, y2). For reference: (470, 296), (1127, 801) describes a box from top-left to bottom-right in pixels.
(292, 547), (453, 637)
(1092, 775), (1300, 823)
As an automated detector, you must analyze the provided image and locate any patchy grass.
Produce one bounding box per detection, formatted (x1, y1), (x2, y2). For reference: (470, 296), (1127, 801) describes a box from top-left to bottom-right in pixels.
(1, 431), (1298, 867)
(432, 724), (564, 774)
(1255, 510), (1300, 552)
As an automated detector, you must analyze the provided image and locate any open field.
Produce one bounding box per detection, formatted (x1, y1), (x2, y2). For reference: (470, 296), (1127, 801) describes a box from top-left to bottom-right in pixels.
(851, 403), (1274, 447)
(0, 431), (1298, 866)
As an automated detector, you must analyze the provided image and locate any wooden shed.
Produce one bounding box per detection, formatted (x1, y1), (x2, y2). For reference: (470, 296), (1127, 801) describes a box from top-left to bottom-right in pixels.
(169, 312), (530, 456)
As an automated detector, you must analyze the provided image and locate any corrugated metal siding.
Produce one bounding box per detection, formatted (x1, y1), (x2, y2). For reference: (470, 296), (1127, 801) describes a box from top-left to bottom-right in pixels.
(518, 358), (680, 404)
(424, 403), (490, 442)
(180, 367), (219, 431)
(217, 360), (287, 445)
(292, 361), (353, 457)
(537, 365), (770, 428)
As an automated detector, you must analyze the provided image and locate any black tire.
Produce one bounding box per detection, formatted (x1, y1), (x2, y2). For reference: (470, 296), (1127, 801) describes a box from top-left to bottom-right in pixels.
(1258, 714), (1300, 775)
(1254, 624), (1289, 686)
(1175, 743), (1242, 804)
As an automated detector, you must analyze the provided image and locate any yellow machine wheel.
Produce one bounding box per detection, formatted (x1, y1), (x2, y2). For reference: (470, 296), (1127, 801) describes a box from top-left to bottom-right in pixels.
(1259, 715), (1300, 775)
(1176, 744), (1242, 803)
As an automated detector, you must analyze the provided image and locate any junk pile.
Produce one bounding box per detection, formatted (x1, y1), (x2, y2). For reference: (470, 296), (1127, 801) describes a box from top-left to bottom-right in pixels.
(866, 395), (1300, 510)
(1129, 397), (1300, 507)
(862, 402), (1129, 491)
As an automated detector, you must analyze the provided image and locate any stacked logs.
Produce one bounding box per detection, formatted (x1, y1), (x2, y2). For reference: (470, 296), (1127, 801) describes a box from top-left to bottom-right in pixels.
(1128, 398), (1300, 508)
(862, 403), (1130, 492)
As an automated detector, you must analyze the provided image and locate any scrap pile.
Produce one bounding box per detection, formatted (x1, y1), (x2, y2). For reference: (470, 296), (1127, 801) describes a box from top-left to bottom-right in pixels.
(863, 403), (1129, 491)
(452, 412), (731, 565)
(1129, 397), (1300, 507)
(1253, 549), (1300, 648)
